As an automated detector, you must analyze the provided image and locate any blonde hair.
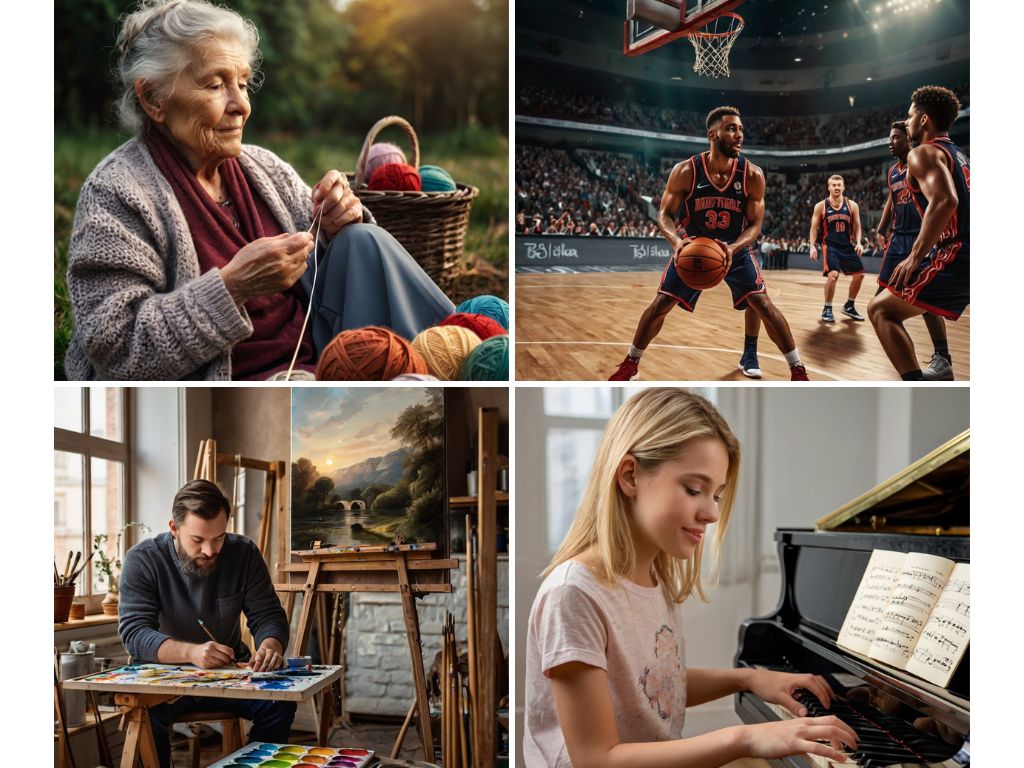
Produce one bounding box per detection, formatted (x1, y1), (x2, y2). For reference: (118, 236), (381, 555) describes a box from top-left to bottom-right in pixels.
(544, 388), (741, 604)
(114, 0), (264, 132)
(828, 174), (844, 183)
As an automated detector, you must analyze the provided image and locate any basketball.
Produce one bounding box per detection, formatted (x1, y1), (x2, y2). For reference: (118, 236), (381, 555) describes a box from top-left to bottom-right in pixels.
(674, 237), (729, 290)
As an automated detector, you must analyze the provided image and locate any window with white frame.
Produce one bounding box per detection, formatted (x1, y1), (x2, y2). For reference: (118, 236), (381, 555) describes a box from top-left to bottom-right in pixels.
(542, 386), (716, 554)
(54, 388), (130, 608)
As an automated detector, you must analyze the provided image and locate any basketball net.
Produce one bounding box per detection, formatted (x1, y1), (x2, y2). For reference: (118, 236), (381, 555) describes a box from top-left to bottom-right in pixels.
(689, 12), (744, 78)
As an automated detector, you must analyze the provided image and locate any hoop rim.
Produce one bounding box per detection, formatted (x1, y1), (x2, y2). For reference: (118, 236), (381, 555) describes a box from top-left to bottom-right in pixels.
(688, 11), (745, 39)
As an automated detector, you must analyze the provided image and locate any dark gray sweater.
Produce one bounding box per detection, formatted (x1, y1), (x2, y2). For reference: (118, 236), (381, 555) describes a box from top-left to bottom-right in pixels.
(118, 531), (289, 663)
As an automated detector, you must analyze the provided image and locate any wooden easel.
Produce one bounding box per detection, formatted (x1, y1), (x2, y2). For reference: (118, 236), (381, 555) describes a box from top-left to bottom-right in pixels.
(193, 439), (286, 569)
(276, 545), (458, 760)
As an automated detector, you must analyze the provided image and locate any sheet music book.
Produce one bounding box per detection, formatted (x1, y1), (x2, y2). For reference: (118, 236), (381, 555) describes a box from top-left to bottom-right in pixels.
(836, 549), (969, 687)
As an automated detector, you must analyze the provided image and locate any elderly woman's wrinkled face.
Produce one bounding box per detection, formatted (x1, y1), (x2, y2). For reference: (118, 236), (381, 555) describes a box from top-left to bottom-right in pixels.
(157, 37), (252, 170)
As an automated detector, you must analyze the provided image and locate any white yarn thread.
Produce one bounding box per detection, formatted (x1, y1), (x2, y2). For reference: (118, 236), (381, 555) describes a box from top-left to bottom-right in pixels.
(284, 204), (325, 381)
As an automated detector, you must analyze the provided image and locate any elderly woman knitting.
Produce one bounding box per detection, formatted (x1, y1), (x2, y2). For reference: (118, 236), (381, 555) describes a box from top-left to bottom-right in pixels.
(65, 0), (453, 380)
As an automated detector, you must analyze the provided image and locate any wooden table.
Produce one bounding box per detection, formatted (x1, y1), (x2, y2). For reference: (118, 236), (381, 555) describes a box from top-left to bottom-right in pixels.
(63, 663), (343, 768)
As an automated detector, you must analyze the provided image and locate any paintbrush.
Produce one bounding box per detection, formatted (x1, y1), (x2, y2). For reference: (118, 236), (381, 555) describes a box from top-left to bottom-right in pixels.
(54, 561), (61, 586)
(197, 619), (244, 669)
(62, 551), (74, 583)
(68, 552), (82, 584)
(67, 549), (97, 585)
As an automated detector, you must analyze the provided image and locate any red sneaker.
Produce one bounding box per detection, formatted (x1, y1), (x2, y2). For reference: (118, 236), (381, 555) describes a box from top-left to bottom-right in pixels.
(790, 364), (809, 381)
(609, 356), (640, 381)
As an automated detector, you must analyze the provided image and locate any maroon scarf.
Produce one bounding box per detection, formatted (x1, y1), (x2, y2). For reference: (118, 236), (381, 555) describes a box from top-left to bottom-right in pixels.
(144, 127), (315, 379)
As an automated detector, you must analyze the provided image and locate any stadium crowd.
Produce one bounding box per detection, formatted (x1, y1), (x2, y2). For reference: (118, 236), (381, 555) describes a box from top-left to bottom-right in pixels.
(517, 82), (968, 148)
(518, 144), (902, 244)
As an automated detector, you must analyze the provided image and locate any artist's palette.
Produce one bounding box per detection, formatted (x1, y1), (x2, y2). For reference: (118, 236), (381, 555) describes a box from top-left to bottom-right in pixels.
(208, 744), (373, 768)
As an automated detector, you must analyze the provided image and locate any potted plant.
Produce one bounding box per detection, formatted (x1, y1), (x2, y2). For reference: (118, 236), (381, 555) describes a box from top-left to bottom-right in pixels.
(94, 522), (150, 615)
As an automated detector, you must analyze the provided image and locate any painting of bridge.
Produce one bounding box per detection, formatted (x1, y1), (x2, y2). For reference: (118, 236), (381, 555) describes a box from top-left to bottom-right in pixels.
(290, 388), (446, 551)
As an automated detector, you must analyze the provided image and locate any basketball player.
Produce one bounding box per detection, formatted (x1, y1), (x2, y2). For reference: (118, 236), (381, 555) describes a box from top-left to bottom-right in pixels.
(876, 121), (953, 380)
(609, 106), (809, 381)
(808, 176), (865, 323)
(868, 86), (968, 381)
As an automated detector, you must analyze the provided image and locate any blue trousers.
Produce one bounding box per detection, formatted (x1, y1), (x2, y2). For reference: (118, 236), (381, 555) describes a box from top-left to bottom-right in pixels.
(299, 223), (455, 354)
(148, 696), (297, 768)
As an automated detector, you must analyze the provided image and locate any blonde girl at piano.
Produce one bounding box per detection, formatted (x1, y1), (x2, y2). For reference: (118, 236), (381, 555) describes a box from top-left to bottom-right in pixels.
(523, 388), (859, 767)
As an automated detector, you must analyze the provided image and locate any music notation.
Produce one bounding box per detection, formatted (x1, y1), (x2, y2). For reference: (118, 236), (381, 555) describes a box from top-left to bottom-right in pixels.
(881, 610), (923, 631)
(935, 597), (970, 617)
(922, 629), (959, 653)
(888, 593), (931, 610)
(904, 567), (946, 591)
(911, 647), (953, 673)
(872, 635), (912, 656)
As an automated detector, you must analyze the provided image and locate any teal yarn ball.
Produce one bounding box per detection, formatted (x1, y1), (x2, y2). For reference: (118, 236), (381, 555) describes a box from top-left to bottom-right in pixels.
(459, 335), (509, 381)
(419, 164), (457, 192)
(456, 295), (509, 330)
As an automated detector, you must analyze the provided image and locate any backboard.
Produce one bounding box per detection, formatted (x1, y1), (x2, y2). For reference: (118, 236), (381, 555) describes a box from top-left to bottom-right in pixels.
(624, 0), (745, 57)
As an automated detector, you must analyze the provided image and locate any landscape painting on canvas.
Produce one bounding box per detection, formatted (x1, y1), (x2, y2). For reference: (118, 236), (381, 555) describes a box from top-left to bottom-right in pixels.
(291, 388), (445, 552)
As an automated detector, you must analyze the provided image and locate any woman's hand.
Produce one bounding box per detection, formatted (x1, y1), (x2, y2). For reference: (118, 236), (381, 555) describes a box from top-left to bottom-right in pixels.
(748, 669), (834, 717)
(220, 232), (314, 304)
(312, 170), (363, 240)
(740, 717), (859, 763)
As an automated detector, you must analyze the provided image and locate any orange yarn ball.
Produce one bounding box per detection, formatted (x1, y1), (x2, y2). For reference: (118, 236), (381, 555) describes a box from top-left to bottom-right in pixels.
(367, 162), (422, 191)
(315, 326), (428, 381)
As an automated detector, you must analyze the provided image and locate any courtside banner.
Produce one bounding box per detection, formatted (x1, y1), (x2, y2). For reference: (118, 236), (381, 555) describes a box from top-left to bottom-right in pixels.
(515, 235), (671, 267)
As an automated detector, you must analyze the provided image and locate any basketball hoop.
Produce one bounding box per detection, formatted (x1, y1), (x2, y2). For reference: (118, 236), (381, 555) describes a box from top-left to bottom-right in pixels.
(688, 12), (744, 78)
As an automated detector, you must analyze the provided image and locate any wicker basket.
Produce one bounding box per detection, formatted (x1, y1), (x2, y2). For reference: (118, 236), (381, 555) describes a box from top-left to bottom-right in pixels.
(351, 116), (479, 292)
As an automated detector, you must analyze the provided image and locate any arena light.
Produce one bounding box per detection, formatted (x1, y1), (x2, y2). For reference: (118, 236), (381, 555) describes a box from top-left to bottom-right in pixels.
(794, 57), (802, 62)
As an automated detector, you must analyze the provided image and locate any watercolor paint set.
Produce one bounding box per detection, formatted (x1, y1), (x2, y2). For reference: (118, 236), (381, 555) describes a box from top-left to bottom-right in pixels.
(208, 743), (374, 768)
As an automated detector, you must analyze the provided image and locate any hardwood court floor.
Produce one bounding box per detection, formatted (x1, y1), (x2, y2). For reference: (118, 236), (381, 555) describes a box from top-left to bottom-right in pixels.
(515, 269), (970, 381)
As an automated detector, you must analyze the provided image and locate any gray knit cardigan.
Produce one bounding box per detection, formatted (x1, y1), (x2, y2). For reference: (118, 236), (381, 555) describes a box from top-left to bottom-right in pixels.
(65, 137), (371, 381)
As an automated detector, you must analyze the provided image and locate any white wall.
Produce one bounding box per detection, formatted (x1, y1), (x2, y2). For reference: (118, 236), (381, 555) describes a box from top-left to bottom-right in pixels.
(514, 387), (969, 763)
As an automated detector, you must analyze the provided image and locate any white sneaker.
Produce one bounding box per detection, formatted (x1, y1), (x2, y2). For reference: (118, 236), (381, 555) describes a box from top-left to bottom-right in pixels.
(921, 354), (954, 381)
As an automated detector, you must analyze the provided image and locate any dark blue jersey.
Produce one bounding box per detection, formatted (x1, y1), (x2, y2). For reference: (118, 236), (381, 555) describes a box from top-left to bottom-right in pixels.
(908, 137), (970, 245)
(821, 196), (856, 250)
(678, 152), (749, 244)
(888, 161), (921, 237)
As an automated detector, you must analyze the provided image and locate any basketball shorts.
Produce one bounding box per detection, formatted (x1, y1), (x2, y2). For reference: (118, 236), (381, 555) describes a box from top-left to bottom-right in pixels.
(821, 243), (863, 276)
(658, 245), (766, 312)
(881, 239), (969, 320)
(878, 233), (919, 286)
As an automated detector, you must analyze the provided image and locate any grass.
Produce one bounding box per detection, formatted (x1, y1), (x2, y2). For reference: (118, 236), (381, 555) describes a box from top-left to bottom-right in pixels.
(53, 125), (508, 379)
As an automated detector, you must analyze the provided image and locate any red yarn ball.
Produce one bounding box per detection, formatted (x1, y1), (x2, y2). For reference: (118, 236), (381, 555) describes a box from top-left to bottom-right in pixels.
(316, 326), (428, 381)
(367, 162), (422, 191)
(439, 312), (506, 341)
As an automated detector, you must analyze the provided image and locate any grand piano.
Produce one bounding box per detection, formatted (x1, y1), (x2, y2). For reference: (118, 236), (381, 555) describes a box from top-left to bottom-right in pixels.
(734, 430), (970, 768)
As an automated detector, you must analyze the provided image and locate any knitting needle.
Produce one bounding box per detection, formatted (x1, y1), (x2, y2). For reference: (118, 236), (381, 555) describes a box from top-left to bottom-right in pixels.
(197, 619), (244, 669)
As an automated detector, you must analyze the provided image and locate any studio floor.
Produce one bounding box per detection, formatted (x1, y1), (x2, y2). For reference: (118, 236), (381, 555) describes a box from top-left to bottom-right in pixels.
(515, 269), (971, 382)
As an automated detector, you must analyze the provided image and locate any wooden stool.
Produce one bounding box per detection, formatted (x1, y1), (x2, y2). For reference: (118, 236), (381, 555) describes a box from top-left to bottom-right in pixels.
(167, 711), (244, 768)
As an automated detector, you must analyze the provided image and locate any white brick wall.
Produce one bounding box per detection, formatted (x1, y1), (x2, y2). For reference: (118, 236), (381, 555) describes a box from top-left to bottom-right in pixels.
(345, 555), (509, 716)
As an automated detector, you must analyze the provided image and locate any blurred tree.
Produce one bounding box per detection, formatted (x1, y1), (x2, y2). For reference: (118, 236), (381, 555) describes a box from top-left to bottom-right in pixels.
(55, 0), (507, 133)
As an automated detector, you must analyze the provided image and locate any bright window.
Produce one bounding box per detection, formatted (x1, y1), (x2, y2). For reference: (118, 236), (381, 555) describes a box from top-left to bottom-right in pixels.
(54, 388), (130, 610)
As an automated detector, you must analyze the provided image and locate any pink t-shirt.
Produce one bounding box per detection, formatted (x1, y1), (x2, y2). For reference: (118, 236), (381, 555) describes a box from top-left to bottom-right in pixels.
(523, 560), (688, 767)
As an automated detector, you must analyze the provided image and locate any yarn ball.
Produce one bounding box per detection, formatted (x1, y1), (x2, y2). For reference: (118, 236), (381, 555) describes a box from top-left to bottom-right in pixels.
(316, 326), (428, 381)
(455, 295), (509, 330)
(411, 326), (481, 380)
(365, 142), (407, 178)
(440, 312), (506, 341)
(266, 369), (316, 381)
(459, 335), (509, 381)
(367, 162), (422, 192)
(419, 164), (457, 193)
(391, 373), (440, 381)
